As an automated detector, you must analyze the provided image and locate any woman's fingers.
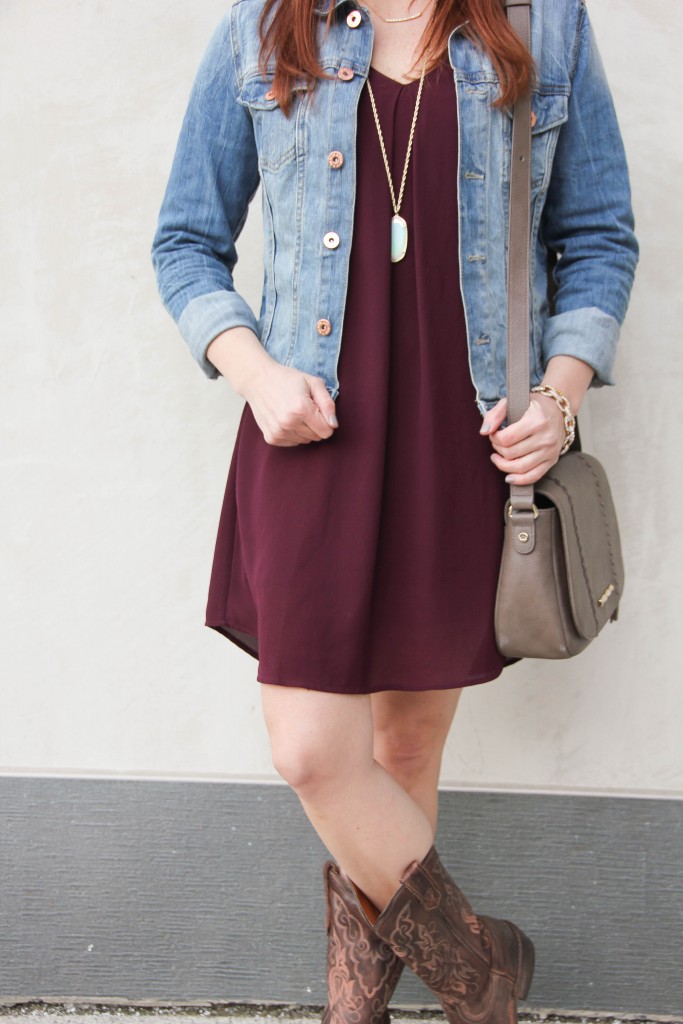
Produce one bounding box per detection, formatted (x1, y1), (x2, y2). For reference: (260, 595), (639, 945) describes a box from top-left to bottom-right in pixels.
(246, 363), (339, 446)
(497, 460), (555, 486)
(480, 397), (507, 436)
(263, 413), (321, 446)
(489, 433), (537, 460)
(306, 375), (339, 429)
(490, 449), (546, 476)
(491, 425), (558, 460)
(292, 385), (336, 443)
(484, 393), (566, 482)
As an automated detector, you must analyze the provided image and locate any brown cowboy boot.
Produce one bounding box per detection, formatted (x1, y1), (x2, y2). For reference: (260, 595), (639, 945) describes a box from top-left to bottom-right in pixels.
(321, 861), (405, 1024)
(366, 847), (535, 1024)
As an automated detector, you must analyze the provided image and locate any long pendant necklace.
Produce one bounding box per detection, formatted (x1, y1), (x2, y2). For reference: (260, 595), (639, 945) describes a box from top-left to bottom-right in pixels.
(363, 0), (430, 22)
(366, 57), (428, 263)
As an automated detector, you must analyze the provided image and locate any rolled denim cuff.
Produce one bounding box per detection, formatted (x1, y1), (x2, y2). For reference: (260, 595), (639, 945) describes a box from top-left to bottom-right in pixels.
(541, 306), (620, 387)
(178, 290), (260, 379)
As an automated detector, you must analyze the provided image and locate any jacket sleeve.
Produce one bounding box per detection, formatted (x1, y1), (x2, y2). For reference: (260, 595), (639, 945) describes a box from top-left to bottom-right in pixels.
(151, 12), (261, 379)
(539, 4), (639, 386)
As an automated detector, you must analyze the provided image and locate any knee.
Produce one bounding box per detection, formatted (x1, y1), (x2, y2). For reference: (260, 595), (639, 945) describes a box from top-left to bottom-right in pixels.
(374, 722), (442, 781)
(261, 686), (374, 801)
(269, 732), (337, 799)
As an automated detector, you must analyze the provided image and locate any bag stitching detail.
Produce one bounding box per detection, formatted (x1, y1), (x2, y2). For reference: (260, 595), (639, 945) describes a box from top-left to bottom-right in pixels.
(543, 469), (600, 636)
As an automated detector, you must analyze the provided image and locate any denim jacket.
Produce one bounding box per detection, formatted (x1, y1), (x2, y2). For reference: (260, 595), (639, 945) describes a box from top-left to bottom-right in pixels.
(151, 0), (638, 412)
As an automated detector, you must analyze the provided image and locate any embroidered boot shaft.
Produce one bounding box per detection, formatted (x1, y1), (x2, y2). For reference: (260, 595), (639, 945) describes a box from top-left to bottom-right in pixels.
(368, 847), (535, 1024)
(322, 861), (405, 1024)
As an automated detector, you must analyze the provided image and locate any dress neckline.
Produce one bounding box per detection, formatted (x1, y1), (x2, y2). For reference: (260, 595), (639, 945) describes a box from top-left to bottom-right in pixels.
(368, 63), (443, 88)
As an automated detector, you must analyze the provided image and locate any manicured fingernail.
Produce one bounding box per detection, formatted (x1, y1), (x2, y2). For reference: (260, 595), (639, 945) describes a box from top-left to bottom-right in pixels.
(480, 423), (491, 434)
(327, 413), (338, 427)
(505, 475), (514, 483)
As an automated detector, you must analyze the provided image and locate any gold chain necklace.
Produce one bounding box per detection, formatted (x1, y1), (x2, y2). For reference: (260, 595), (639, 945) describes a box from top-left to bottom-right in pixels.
(363, 0), (430, 22)
(366, 57), (428, 262)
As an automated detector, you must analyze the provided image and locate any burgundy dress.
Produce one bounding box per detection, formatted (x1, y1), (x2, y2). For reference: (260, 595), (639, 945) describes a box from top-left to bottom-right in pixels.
(205, 61), (510, 694)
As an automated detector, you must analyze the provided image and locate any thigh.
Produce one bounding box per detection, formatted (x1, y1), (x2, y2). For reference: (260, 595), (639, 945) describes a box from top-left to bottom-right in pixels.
(260, 682), (376, 776)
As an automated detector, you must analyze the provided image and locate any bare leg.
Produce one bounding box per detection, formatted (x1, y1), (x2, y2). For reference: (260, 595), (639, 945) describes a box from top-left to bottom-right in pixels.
(263, 684), (534, 1024)
(261, 683), (434, 910)
(261, 683), (463, 910)
(371, 688), (462, 835)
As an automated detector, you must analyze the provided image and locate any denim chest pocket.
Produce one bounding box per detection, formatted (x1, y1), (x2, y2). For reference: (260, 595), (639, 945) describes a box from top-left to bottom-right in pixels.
(504, 91), (569, 191)
(238, 74), (309, 173)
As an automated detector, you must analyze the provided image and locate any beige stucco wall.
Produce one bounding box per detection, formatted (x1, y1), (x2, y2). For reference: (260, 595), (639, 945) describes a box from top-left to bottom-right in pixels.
(1, 0), (680, 794)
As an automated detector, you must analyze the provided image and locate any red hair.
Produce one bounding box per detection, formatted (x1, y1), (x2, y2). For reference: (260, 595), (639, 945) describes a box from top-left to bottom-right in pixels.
(259, 0), (534, 115)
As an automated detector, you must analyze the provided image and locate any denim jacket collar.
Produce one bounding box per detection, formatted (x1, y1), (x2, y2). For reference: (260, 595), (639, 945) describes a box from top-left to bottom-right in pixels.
(314, 0), (356, 16)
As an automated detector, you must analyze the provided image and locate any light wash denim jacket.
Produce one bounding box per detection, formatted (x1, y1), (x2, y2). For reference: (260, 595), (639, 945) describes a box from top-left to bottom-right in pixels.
(151, 0), (638, 412)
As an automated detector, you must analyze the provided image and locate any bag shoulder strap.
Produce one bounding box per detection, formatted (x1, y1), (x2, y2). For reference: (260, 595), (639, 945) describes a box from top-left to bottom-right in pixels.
(504, 0), (534, 515)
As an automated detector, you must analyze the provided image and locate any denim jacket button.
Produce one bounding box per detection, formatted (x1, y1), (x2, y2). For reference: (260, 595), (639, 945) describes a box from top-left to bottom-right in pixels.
(338, 66), (355, 81)
(346, 10), (362, 27)
(323, 231), (340, 249)
(316, 318), (332, 336)
(264, 88), (276, 100)
(327, 150), (344, 169)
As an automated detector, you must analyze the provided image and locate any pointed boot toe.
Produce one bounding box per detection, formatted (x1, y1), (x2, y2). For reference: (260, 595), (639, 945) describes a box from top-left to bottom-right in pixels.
(372, 847), (535, 1024)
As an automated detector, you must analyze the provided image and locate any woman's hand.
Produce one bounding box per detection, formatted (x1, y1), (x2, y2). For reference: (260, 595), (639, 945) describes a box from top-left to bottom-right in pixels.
(479, 355), (595, 485)
(480, 394), (565, 485)
(206, 327), (338, 447)
(242, 360), (338, 446)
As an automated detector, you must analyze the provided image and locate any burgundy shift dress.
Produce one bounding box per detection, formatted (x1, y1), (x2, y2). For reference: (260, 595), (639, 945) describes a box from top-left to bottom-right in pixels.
(205, 60), (511, 694)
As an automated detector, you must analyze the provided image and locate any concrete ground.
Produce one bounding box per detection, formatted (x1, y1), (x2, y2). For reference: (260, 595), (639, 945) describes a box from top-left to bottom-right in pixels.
(0, 1005), (681, 1024)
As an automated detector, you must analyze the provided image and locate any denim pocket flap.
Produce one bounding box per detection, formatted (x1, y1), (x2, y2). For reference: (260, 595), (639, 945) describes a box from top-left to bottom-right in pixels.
(504, 91), (569, 134)
(531, 92), (569, 134)
(239, 74), (310, 172)
(238, 74), (310, 110)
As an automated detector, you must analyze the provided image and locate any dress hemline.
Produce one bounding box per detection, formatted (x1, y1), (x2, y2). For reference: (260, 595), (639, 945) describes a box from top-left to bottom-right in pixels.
(206, 618), (508, 694)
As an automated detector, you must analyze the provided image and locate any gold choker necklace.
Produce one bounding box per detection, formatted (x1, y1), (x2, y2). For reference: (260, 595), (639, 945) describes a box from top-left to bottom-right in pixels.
(363, 0), (430, 23)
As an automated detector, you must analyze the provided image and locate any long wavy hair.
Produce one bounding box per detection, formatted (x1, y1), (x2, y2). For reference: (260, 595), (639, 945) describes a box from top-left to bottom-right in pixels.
(258, 0), (534, 115)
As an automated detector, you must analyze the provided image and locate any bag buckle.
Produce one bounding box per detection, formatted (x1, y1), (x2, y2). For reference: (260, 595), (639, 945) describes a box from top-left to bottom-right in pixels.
(506, 502), (539, 520)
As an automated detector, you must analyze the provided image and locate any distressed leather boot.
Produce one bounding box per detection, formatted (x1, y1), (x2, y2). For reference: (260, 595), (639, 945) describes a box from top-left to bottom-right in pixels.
(321, 861), (405, 1024)
(369, 847), (535, 1024)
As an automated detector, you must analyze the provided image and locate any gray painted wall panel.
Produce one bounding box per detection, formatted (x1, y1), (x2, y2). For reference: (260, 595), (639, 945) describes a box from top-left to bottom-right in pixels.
(0, 778), (681, 1015)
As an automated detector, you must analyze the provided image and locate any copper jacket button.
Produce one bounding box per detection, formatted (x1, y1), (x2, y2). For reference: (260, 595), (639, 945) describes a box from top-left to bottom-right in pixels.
(327, 150), (344, 169)
(346, 10), (362, 27)
(337, 67), (355, 81)
(323, 231), (340, 249)
(316, 318), (332, 336)
(264, 89), (276, 100)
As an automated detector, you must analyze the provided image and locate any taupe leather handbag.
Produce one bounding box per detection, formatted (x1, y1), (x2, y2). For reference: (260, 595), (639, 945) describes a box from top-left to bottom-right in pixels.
(494, 0), (624, 659)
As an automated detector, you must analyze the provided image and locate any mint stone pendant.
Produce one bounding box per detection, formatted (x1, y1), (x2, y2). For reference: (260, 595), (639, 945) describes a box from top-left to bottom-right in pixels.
(391, 214), (408, 263)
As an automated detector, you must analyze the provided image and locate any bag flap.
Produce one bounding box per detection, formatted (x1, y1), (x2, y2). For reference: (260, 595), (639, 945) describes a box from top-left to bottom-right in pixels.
(535, 453), (625, 639)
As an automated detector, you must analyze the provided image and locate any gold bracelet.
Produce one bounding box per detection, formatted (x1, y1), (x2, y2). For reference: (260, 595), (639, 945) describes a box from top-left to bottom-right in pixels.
(531, 384), (576, 456)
